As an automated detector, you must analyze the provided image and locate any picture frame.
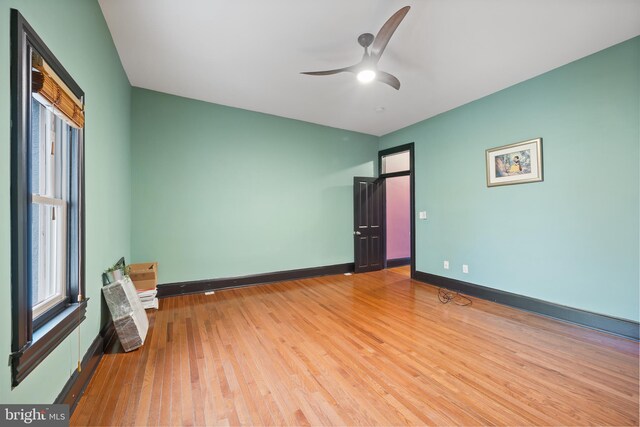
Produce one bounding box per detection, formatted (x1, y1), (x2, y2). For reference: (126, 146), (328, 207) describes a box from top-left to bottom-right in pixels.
(486, 138), (543, 187)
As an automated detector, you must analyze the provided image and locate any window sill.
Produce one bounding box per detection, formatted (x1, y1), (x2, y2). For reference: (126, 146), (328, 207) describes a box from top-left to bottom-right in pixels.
(10, 299), (88, 388)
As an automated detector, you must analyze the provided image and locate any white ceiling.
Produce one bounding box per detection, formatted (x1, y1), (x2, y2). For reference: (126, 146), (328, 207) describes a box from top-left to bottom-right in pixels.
(98, 0), (640, 137)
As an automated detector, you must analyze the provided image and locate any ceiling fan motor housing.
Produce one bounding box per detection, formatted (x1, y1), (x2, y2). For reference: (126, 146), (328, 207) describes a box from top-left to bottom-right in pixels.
(358, 33), (375, 48)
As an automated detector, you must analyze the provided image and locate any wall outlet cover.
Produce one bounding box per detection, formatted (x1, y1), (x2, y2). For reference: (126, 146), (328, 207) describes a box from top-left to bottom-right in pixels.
(462, 264), (469, 274)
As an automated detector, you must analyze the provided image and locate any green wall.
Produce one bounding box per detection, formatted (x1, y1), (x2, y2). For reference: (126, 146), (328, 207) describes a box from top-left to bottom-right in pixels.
(0, 1), (637, 405)
(131, 88), (378, 284)
(0, 0), (131, 402)
(380, 37), (640, 322)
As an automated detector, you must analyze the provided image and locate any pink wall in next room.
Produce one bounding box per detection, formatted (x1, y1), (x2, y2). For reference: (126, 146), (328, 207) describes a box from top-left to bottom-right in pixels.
(385, 175), (410, 260)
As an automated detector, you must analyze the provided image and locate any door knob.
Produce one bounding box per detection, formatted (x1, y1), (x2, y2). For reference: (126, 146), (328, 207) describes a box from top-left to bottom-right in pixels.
(353, 231), (362, 235)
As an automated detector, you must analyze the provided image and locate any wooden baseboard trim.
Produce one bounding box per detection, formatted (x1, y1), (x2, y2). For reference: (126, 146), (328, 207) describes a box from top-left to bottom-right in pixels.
(386, 257), (411, 268)
(413, 271), (639, 340)
(54, 320), (115, 413)
(158, 263), (355, 298)
(100, 320), (116, 351)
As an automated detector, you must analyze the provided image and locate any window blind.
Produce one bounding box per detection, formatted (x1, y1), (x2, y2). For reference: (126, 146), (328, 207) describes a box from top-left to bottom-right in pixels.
(31, 51), (84, 129)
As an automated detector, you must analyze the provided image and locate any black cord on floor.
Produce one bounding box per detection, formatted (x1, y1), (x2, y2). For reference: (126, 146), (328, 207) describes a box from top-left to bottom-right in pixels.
(438, 288), (472, 306)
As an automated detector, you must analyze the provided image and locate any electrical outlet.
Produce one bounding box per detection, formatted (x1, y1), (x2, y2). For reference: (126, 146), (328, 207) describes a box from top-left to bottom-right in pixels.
(462, 264), (469, 274)
(443, 260), (449, 269)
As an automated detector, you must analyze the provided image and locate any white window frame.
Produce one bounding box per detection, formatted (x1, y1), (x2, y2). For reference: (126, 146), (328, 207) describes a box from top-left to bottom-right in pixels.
(30, 103), (69, 320)
(30, 195), (67, 318)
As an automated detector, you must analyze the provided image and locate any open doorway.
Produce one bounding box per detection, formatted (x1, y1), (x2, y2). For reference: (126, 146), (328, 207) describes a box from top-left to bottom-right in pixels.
(379, 143), (415, 276)
(352, 143), (415, 276)
(384, 175), (410, 268)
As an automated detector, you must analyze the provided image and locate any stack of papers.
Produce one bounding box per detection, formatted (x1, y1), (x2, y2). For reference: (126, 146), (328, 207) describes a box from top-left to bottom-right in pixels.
(137, 288), (158, 310)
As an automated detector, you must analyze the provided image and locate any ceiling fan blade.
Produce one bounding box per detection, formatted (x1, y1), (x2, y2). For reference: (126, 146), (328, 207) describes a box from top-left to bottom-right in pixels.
(371, 6), (410, 61)
(300, 66), (355, 76)
(376, 71), (401, 90)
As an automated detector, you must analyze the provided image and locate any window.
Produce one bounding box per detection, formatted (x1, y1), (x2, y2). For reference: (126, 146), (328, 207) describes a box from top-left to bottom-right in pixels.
(381, 150), (410, 174)
(10, 9), (86, 387)
(30, 101), (80, 322)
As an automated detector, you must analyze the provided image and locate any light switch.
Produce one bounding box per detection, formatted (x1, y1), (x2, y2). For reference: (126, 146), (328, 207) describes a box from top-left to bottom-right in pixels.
(419, 211), (427, 220)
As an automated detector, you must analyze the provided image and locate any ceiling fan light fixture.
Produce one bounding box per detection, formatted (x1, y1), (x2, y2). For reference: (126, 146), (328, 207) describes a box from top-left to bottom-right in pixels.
(357, 69), (376, 84)
(301, 6), (409, 90)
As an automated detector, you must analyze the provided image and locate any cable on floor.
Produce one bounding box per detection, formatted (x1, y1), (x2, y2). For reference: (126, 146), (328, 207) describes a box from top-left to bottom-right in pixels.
(438, 288), (472, 306)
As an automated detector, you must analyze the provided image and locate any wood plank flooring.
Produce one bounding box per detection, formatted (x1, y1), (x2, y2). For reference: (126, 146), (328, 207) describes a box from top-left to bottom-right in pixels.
(71, 267), (639, 426)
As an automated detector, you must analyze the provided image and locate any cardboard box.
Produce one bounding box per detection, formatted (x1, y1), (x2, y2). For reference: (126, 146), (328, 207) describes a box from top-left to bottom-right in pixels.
(129, 262), (157, 291)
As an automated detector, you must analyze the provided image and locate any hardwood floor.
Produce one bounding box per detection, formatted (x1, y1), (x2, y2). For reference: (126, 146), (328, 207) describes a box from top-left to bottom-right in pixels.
(71, 267), (639, 426)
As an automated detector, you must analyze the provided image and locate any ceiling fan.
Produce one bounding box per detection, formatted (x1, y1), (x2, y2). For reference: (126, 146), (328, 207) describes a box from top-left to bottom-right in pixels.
(301, 6), (410, 90)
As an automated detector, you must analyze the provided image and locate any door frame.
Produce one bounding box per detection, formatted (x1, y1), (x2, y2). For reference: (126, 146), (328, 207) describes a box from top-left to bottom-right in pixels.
(378, 143), (415, 278)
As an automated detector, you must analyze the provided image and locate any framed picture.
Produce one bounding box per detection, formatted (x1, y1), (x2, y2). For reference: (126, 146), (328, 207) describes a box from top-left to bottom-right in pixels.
(486, 138), (543, 187)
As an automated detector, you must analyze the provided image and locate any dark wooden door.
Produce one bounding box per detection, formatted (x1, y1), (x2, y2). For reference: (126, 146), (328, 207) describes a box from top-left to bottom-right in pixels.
(353, 177), (384, 273)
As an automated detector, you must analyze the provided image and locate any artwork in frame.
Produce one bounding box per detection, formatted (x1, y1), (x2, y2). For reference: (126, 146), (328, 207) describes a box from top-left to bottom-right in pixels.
(486, 138), (543, 187)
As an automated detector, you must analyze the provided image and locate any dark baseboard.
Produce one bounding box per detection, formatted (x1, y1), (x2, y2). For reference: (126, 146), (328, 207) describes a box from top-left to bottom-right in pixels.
(413, 271), (639, 341)
(386, 257), (411, 268)
(100, 320), (116, 351)
(54, 320), (116, 413)
(158, 263), (355, 298)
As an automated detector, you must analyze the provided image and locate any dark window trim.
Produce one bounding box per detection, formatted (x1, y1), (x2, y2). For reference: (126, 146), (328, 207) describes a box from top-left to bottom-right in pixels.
(379, 143), (413, 175)
(378, 143), (415, 278)
(10, 9), (87, 388)
(379, 170), (410, 179)
(11, 302), (88, 387)
(32, 300), (68, 330)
